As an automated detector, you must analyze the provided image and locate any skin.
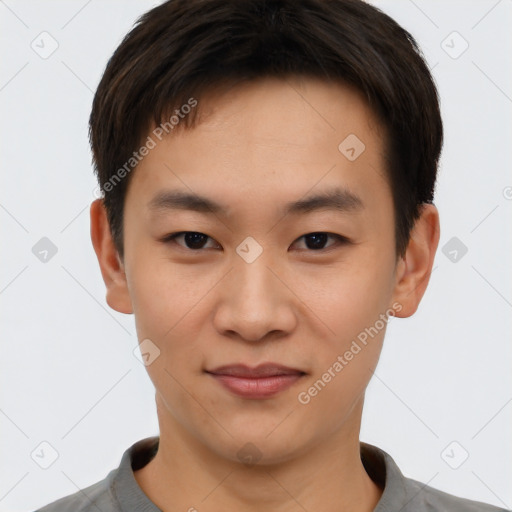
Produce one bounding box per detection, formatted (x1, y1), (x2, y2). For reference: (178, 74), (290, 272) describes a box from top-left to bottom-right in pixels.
(90, 76), (440, 512)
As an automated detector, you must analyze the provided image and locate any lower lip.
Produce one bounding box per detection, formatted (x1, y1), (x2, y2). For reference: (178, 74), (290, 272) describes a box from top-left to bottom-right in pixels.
(207, 373), (304, 399)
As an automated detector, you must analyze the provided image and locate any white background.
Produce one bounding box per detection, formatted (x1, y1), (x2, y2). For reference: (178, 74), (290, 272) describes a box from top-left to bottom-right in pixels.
(1, 1), (511, 511)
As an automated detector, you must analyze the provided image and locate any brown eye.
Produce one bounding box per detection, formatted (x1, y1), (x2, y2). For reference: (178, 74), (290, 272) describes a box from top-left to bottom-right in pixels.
(292, 232), (349, 251)
(162, 231), (220, 250)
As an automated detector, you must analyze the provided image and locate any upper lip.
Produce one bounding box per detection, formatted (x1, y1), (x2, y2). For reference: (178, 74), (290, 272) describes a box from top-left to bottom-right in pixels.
(206, 363), (305, 378)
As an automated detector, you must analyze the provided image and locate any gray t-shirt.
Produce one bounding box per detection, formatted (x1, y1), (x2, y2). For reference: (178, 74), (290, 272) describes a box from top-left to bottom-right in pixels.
(34, 436), (509, 512)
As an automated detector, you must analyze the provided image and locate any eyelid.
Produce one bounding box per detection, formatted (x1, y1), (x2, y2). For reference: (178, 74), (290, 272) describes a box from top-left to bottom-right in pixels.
(161, 231), (351, 252)
(161, 231), (220, 250)
(292, 233), (350, 252)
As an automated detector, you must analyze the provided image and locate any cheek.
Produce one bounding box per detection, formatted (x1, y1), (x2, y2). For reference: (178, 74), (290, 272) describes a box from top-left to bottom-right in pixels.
(297, 250), (394, 400)
(127, 247), (208, 335)
(296, 267), (389, 427)
(127, 252), (233, 377)
(302, 255), (394, 345)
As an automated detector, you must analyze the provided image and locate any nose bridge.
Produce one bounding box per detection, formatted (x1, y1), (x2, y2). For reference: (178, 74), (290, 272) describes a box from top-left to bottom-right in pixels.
(213, 243), (296, 341)
(232, 245), (281, 311)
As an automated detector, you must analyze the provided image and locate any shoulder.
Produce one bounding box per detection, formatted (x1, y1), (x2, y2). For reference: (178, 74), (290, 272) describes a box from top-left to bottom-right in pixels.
(403, 475), (510, 512)
(360, 442), (509, 512)
(32, 436), (159, 512)
(33, 472), (117, 512)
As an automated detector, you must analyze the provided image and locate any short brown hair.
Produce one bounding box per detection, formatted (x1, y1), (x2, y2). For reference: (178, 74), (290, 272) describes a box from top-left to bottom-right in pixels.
(89, 0), (443, 261)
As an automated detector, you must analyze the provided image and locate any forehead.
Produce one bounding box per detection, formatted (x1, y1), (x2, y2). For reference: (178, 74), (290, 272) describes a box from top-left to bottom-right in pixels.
(127, 76), (390, 217)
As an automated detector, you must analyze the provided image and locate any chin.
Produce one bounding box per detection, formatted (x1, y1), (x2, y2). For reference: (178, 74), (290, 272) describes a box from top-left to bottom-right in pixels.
(210, 423), (312, 466)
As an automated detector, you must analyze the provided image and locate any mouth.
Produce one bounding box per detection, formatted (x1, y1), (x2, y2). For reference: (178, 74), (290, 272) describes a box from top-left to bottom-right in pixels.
(205, 363), (307, 399)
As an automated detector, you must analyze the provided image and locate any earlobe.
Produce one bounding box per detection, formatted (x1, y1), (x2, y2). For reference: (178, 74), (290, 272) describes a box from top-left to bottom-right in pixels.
(90, 199), (133, 314)
(391, 203), (440, 318)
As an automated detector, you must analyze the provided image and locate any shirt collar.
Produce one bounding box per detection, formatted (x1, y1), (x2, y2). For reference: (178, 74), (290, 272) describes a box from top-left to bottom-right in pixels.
(110, 436), (411, 512)
(110, 436), (161, 512)
(360, 441), (409, 511)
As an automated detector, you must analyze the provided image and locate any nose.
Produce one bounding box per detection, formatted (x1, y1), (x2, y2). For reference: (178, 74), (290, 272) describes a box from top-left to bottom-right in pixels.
(212, 251), (297, 343)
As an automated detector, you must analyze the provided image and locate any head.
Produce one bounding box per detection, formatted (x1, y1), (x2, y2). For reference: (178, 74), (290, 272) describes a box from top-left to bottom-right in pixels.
(90, 0), (442, 464)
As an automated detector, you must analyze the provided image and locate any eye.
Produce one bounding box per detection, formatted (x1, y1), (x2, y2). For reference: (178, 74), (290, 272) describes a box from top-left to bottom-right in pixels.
(161, 231), (220, 250)
(292, 232), (349, 251)
(161, 231), (350, 252)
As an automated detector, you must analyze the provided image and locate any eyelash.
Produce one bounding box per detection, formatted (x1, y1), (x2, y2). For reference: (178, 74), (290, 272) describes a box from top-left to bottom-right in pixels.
(160, 231), (350, 253)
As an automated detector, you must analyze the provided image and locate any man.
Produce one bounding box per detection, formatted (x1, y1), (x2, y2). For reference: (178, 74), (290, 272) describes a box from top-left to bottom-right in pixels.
(36, 0), (508, 510)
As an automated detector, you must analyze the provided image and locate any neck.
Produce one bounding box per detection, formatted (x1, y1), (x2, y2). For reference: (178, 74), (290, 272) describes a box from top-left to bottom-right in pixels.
(134, 395), (383, 512)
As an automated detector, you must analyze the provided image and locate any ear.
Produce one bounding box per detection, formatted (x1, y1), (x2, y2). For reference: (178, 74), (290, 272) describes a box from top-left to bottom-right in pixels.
(90, 198), (133, 314)
(391, 203), (440, 317)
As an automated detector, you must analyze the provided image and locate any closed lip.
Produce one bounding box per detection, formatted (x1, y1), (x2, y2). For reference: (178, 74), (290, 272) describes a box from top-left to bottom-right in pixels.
(205, 363), (306, 378)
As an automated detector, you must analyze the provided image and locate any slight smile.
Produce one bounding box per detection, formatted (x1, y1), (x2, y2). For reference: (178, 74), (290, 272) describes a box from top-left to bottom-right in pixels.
(205, 363), (307, 399)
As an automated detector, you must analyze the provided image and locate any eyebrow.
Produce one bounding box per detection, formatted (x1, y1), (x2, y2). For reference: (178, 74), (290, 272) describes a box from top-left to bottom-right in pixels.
(148, 187), (364, 217)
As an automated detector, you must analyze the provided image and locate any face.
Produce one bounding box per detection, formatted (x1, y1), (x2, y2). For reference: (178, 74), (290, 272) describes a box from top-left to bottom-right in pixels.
(92, 76), (438, 464)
